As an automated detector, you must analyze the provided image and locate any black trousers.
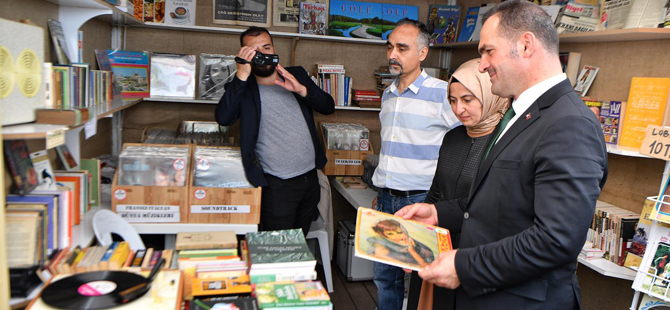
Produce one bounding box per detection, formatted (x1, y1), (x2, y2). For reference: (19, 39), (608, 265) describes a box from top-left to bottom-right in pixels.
(260, 169), (320, 236)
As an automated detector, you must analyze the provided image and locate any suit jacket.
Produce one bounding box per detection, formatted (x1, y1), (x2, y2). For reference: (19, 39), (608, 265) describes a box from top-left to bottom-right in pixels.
(214, 66), (334, 187)
(435, 79), (608, 310)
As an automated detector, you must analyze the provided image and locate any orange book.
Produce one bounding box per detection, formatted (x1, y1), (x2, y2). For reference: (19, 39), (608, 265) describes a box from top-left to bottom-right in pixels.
(191, 275), (251, 297)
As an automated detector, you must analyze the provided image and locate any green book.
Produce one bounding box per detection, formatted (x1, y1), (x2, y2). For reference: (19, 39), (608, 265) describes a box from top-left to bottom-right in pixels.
(246, 229), (316, 270)
(255, 281), (331, 308)
(80, 159), (100, 207)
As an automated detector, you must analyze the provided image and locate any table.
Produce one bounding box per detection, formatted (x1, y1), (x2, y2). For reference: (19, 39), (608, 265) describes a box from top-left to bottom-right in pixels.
(330, 177), (377, 210)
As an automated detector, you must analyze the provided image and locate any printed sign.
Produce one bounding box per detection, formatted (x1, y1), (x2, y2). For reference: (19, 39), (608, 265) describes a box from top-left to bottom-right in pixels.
(640, 125), (670, 160)
(117, 211), (180, 222)
(191, 205), (251, 213)
(115, 205), (180, 212)
(335, 159), (362, 165)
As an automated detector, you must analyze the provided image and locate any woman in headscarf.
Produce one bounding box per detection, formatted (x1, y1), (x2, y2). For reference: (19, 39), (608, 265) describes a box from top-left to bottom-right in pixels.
(408, 58), (510, 310)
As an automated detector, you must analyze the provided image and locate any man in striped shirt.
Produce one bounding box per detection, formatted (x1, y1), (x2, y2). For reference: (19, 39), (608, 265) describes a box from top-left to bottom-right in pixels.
(371, 18), (460, 310)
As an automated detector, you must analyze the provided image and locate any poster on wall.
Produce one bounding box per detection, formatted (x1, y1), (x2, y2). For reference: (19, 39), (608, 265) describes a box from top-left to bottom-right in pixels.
(328, 0), (418, 40)
(213, 0), (272, 27)
(273, 0), (327, 27)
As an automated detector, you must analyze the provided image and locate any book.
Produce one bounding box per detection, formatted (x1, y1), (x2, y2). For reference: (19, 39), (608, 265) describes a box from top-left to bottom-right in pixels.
(5, 212), (41, 267)
(355, 207), (452, 271)
(165, 0), (196, 26)
(150, 53), (196, 99)
(192, 297), (258, 310)
(638, 293), (670, 309)
(599, 101), (625, 145)
(46, 19), (70, 65)
(28, 150), (56, 192)
(175, 231), (237, 250)
(299, 2), (328, 35)
(4, 140), (39, 195)
(44, 62), (55, 108)
(35, 108), (90, 126)
(573, 65), (599, 97)
(457, 7), (479, 43)
(106, 49), (150, 98)
(558, 52), (582, 87)
(427, 5), (460, 45)
(55, 144), (78, 171)
(191, 275), (252, 297)
(254, 281), (331, 309)
(246, 229), (316, 270)
(619, 77), (670, 149)
(641, 242), (670, 298)
(327, 0), (418, 40)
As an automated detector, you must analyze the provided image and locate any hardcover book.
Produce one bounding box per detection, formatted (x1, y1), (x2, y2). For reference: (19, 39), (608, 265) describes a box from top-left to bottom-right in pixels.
(246, 229), (316, 269)
(254, 281), (330, 309)
(619, 77), (670, 149)
(4, 140), (39, 195)
(55, 144), (78, 171)
(299, 2), (328, 35)
(46, 19), (70, 65)
(328, 0), (418, 40)
(106, 50), (150, 98)
(427, 5), (460, 45)
(355, 207), (452, 271)
(175, 231), (237, 250)
(30, 150), (57, 191)
(457, 6), (479, 42)
(193, 297), (258, 310)
(150, 53), (196, 99)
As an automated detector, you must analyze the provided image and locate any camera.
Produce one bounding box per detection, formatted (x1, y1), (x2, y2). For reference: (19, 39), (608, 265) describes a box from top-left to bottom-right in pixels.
(235, 51), (279, 67)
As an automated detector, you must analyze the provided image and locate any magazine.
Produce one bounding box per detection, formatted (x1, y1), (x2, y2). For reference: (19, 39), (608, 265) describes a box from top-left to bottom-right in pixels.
(427, 5), (460, 45)
(574, 65), (599, 97)
(354, 207), (452, 271)
(106, 50), (150, 98)
(641, 242), (670, 298)
(299, 2), (328, 35)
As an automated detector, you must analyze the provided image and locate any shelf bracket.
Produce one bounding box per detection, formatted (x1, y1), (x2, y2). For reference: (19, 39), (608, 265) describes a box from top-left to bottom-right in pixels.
(58, 6), (111, 64)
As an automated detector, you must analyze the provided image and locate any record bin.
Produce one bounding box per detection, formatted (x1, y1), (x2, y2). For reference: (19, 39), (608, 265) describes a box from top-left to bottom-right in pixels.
(320, 123), (374, 176)
(112, 143), (192, 223)
(187, 146), (261, 224)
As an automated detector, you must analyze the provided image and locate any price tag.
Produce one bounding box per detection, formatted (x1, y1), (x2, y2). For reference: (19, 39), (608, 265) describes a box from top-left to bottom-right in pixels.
(640, 125), (670, 160)
(46, 129), (65, 149)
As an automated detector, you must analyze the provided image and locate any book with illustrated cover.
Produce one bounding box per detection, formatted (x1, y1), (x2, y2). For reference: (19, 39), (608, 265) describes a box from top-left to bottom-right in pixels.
(55, 144), (78, 171)
(150, 53), (196, 99)
(299, 2), (328, 35)
(457, 6), (479, 42)
(246, 229), (316, 270)
(4, 140), (39, 195)
(254, 281), (330, 309)
(46, 19), (71, 65)
(599, 101), (625, 145)
(640, 242), (670, 299)
(638, 293), (670, 309)
(574, 65), (599, 97)
(427, 5), (460, 45)
(106, 50), (149, 98)
(355, 207), (452, 271)
(193, 297), (258, 310)
(30, 150), (57, 191)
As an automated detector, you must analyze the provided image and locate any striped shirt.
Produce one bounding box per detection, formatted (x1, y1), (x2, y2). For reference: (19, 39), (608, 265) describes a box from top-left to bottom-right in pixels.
(372, 69), (460, 191)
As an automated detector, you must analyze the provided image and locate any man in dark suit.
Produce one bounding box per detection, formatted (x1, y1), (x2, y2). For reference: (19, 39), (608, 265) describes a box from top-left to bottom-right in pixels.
(215, 27), (334, 236)
(396, 1), (608, 309)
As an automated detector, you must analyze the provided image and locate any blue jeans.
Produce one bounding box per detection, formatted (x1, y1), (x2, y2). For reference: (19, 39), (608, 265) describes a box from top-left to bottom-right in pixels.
(374, 190), (427, 310)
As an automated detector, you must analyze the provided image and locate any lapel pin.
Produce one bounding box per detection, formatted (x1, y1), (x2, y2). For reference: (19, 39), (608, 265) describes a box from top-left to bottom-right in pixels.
(526, 113), (531, 120)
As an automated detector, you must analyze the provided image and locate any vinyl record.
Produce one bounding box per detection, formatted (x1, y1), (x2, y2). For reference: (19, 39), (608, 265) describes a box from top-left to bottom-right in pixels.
(41, 271), (149, 310)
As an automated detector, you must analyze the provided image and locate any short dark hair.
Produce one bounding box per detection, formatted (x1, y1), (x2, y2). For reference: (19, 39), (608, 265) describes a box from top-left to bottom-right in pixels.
(395, 18), (430, 50)
(482, 0), (559, 55)
(240, 26), (274, 46)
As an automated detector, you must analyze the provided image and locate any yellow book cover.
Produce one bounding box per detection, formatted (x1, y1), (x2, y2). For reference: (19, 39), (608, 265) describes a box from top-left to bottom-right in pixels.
(109, 241), (130, 270)
(619, 77), (670, 149)
(191, 275), (251, 297)
(175, 231), (237, 250)
(355, 207), (452, 272)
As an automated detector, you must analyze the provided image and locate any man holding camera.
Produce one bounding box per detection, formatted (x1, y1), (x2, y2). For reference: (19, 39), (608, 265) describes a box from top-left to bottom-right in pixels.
(215, 26), (335, 236)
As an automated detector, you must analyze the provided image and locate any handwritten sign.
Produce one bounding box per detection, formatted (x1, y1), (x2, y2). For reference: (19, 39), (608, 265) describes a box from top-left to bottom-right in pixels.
(619, 77), (670, 149)
(640, 125), (670, 160)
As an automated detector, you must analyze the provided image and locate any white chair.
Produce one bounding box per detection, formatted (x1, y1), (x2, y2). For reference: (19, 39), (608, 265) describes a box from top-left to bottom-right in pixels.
(92, 209), (146, 251)
(306, 214), (333, 293)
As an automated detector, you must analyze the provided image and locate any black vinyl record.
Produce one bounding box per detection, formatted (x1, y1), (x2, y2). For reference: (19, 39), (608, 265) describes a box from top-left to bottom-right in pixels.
(41, 271), (149, 310)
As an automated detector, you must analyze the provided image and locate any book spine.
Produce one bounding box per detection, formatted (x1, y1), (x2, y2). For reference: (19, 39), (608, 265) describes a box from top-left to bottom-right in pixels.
(250, 270), (317, 283)
(98, 241), (119, 270)
(131, 249), (146, 267)
(148, 250), (162, 269)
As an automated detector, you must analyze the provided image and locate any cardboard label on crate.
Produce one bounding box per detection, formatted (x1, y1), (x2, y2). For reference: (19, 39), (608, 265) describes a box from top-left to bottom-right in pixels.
(335, 159), (362, 165)
(640, 125), (670, 160)
(114, 189), (127, 200)
(194, 188), (207, 200)
(117, 211), (180, 222)
(359, 139), (370, 151)
(116, 205), (180, 212)
(190, 205), (251, 214)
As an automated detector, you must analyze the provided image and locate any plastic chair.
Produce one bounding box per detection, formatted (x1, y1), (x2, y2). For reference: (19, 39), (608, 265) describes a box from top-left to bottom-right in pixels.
(306, 214), (333, 293)
(92, 209), (146, 251)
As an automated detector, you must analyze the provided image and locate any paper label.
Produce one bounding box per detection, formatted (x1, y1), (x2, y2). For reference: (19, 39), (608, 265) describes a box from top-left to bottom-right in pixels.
(117, 211), (180, 222)
(194, 188), (207, 200)
(190, 205), (251, 213)
(173, 158), (186, 171)
(78, 281), (116, 296)
(115, 205), (180, 212)
(335, 159), (361, 165)
(114, 189), (127, 200)
(640, 125), (670, 160)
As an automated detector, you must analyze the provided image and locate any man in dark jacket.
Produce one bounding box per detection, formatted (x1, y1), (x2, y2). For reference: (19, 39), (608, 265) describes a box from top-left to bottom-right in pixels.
(215, 27), (334, 235)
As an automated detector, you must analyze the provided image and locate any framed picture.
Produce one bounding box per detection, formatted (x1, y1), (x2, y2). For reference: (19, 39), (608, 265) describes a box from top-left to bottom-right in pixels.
(213, 0), (272, 27)
(55, 144), (79, 171)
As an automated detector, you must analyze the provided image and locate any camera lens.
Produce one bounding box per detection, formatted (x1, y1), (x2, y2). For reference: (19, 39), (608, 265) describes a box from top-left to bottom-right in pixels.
(252, 52), (264, 66)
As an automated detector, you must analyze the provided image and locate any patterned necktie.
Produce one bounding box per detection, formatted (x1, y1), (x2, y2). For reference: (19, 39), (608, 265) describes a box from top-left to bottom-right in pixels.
(481, 107), (516, 162)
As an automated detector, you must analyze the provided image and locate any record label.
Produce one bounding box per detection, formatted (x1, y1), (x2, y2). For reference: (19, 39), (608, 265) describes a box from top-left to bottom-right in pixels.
(77, 280), (117, 296)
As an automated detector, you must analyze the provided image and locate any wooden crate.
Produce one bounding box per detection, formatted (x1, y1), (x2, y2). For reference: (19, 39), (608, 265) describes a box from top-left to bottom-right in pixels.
(188, 146), (261, 224)
(320, 129), (374, 176)
(111, 143), (192, 223)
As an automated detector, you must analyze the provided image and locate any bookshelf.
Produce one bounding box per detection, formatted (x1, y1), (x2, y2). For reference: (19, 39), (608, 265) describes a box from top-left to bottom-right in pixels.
(578, 257), (637, 281)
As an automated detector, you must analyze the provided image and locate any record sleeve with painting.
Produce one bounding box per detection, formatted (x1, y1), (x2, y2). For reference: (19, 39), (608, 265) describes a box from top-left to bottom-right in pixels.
(117, 145), (189, 186)
(355, 207), (452, 271)
(198, 54), (236, 100)
(150, 53), (197, 99)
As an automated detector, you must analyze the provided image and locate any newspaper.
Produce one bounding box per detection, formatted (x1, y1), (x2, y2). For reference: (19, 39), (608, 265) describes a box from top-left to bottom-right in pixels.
(556, 2), (599, 34)
(273, 0), (327, 27)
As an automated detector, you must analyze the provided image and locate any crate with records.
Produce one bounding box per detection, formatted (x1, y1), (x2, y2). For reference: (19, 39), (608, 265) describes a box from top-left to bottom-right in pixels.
(111, 143), (192, 223)
(187, 146), (261, 224)
(320, 123), (374, 176)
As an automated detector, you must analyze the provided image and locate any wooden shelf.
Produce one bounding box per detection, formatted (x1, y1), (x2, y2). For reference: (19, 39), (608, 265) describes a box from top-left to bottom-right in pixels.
(607, 144), (652, 159)
(43, 0), (143, 25)
(133, 23), (387, 45)
(1, 124), (67, 140)
(143, 97), (218, 105)
(131, 223), (257, 235)
(434, 28), (670, 49)
(335, 105), (381, 111)
(578, 256), (637, 281)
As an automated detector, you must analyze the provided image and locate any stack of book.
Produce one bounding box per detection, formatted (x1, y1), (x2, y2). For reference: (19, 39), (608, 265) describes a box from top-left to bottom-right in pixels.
(586, 201), (640, 266)
(352, 89), (381, 108)
(246, 229), (317, 284)
(580, 241), (605, 260)
(374, 68), (395, 93)
(254, 281), (332, 310)
(314, 64), (351, 107)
